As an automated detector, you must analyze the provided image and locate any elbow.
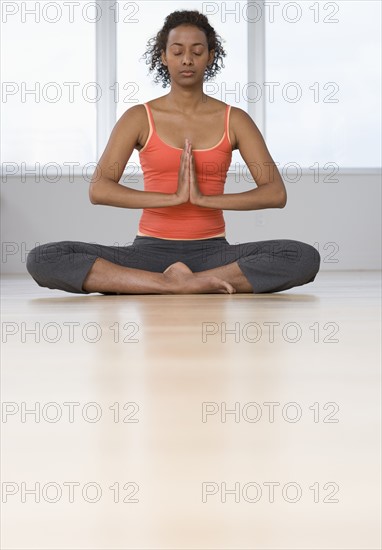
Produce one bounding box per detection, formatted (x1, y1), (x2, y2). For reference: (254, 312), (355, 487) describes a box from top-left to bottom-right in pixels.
(265, 181), (287, 208)
(89, 177), (116, 205)
(276, 184), (287, 208)
(89, 183), (100, 205)
(278, 191), (287, 208)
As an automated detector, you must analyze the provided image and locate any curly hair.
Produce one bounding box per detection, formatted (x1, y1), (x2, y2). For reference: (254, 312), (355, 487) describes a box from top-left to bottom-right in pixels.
(141, 10), (226, 88)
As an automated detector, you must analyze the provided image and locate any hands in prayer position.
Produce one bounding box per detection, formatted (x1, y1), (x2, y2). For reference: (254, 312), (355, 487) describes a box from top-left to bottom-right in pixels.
(175, 138), (203, 206)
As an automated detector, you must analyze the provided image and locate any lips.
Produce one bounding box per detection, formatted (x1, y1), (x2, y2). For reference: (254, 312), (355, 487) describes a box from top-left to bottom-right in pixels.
(180, 71), (194, 76)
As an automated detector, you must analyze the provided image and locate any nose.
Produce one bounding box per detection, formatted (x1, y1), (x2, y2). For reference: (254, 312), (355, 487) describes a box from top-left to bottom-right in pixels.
(182, 53), (193, 65)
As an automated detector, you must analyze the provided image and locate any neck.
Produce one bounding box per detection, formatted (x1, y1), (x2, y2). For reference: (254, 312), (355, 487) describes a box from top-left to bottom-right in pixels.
(163, 86), (208, 114)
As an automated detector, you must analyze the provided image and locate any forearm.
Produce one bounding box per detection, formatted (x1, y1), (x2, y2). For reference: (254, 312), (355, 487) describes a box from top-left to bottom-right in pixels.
(198, 183), (287, 211)
(89, 179), (181, 208)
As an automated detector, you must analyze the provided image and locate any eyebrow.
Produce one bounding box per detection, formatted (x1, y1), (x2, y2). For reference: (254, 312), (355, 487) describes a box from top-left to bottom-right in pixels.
(169, 42), (205, 47)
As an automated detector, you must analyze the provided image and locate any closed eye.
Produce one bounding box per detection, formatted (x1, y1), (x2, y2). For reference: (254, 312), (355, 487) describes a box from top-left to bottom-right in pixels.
(173, 53), (203, 56)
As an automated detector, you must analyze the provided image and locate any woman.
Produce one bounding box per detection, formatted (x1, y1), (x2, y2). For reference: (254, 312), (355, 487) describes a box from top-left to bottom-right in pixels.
(26, 10), (320, 295)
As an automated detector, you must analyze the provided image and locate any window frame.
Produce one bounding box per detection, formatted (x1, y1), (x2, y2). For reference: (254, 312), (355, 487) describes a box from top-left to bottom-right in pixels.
(2, 0), (380, 179)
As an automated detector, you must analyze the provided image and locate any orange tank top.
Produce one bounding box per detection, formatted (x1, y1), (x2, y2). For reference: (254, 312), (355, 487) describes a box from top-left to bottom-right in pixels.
(138, 102), (233, 240)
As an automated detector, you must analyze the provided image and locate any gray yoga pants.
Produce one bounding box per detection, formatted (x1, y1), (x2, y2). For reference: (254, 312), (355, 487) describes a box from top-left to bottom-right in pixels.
(26, 236), (321, 295)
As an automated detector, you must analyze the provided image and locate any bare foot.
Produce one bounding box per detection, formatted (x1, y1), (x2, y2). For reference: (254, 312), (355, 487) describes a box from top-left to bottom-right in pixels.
(163, 262), (236, 294)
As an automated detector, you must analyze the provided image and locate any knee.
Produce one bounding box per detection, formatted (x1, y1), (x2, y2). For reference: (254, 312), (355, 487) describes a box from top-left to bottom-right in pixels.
(293, 241), (321, 282)
(26, 244), (42, 279)
(305, 242), (321, 279)
(26, 241), (68, 284)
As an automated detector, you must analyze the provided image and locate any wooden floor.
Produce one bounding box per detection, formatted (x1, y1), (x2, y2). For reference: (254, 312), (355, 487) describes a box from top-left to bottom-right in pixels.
(1, 271), (381, 550)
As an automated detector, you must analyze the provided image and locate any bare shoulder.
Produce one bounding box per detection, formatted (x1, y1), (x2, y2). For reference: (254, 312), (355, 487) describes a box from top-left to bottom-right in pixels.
(229, 105), (256, 121)
(119, 103), (147, 117)
(117, 103), (147, 130)
(95, 104), (149, 182)
(114, 103), (149, 149)
(229, 106), (263, 148)
(230, 106), (259, 134)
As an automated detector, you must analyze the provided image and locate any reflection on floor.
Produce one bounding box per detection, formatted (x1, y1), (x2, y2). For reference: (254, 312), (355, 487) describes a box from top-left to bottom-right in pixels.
(1, 271), (381, 550)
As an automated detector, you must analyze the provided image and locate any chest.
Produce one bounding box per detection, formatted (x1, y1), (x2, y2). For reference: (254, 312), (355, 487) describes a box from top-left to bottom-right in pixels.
(153, 105), (230, 149)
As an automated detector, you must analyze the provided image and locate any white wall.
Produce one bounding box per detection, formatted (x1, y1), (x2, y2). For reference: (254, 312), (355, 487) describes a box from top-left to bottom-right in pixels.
(1, 172), (381, 274)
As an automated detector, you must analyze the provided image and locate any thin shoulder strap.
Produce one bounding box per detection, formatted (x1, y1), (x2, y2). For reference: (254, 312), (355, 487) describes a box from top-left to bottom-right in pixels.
(143, 102), (155, 132)
(225, 104), (232, 144)
(139, 103), (155, 152)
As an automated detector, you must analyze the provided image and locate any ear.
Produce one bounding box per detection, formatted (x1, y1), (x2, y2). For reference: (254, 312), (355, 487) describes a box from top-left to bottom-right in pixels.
(207, 49), (215, 67)
(161, 50), (167, 66)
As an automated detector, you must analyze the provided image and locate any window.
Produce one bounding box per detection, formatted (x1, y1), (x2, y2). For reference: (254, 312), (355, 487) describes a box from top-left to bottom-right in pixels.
(1, 0), (96, 178)
(265, 0), (381, 169)
(1, 0), (380, 178)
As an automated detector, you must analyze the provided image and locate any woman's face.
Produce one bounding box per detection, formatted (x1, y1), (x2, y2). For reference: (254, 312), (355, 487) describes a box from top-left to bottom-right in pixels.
(161, 24), (214, 84)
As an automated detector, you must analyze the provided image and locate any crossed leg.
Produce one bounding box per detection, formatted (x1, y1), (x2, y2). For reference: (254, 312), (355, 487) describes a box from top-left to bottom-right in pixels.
(27, 238), (320, 295)
(82, 258), (252, 294)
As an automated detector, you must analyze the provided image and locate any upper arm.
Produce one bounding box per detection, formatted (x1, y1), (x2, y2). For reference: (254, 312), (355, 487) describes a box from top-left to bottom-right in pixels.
(91, 104), (145, 186)
(231, 107), (285, 190)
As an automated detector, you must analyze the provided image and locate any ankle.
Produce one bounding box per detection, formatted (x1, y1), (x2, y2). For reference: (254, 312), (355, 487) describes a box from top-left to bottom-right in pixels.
(160, 272), (179, 294)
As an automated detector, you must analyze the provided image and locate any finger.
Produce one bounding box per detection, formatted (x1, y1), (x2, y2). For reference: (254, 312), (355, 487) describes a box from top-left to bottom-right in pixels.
(181, 146), (188, 165)
(185, 145), (191, 163)
(190, 153), (195, 176)
(180, 150), (189, 179)
(179, 151), (186, 171)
